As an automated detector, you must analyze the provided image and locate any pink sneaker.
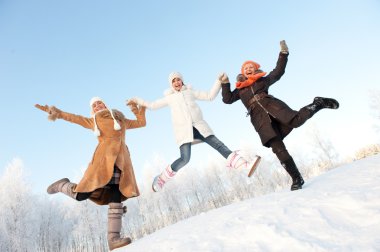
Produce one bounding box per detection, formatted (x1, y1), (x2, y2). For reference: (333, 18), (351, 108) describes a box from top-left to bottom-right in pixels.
(152, 165), (177, 192)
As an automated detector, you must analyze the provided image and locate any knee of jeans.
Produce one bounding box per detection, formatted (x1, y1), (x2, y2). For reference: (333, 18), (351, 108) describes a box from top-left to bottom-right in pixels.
(181, 154), (191, 164)
(179, 148), (190, 161)
(173, 158), (190, 172)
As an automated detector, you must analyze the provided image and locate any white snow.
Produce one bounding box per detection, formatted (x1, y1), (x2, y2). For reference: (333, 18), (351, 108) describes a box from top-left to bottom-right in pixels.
(116, 154), (380, 252)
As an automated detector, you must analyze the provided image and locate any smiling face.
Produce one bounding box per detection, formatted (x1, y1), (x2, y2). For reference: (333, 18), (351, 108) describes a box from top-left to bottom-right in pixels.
(172, 77), (183, 91)
(92, 100), (107, 113)
(243, 63), (256, 78)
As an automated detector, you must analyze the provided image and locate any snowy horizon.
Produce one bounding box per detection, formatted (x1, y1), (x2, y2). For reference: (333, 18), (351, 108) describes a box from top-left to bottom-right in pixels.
(115, 154), (380, 252)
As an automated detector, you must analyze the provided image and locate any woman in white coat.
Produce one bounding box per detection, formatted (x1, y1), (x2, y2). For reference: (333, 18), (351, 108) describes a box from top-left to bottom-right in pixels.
(128, 72), (260, 192)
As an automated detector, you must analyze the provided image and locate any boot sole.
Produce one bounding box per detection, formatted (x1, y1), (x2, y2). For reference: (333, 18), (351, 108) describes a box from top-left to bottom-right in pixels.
(152, 179), (158, 192)
(152, 184), (157, 192)
(291, 185), (303, 191)
(248, 155), (261, 177)
(109, 238), (132, 250)
(315, 97), (339, 109)
(291, 178), (305, 191)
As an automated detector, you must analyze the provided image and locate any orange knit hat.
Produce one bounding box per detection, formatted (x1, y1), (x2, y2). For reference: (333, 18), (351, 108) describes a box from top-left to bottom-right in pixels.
(241, 60), (261, 75)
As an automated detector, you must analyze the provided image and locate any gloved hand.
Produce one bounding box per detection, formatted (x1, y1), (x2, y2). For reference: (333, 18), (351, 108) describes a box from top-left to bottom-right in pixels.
(126, 97), (144, 106)
(126, 100), (137, 106)
(35, 104), (61, 121)
(218, 72), (230, 84)
(35, 104), (49, 112)
(126, 100), (139, 114)
(280, 40), (288, 54)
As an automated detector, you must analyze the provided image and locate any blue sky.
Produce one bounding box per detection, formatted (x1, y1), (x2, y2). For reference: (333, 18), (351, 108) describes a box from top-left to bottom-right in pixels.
(1, 0), (379, 193)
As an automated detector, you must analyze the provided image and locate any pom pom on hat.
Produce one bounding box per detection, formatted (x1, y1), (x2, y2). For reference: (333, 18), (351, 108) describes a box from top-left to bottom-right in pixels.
(168, 72), (183, 85)
(111, 111), (121, 131)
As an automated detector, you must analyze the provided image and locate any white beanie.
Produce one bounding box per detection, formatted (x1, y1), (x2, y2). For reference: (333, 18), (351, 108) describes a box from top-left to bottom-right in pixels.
(168, 72), (183, 85)
(89, 96), (103, 108)
(89, 97), (121, 136)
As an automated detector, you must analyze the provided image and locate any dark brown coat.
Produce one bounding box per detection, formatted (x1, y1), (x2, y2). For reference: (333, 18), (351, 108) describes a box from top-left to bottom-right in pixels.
(222, 53), (298, 147)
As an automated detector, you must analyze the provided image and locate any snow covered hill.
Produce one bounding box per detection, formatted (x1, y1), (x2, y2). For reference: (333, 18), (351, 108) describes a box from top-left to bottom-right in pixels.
(116, 154), (380, 252)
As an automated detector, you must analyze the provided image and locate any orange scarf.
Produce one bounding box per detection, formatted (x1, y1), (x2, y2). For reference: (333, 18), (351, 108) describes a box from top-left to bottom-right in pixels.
(236, 72), (266, 89)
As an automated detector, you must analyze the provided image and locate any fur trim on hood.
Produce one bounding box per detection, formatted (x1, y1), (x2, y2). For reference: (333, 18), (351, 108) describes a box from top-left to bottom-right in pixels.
(96, 109), (125, 121)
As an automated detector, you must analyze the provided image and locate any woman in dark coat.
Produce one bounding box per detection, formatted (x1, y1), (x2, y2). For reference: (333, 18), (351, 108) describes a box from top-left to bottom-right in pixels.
(220, 40), (339, 190)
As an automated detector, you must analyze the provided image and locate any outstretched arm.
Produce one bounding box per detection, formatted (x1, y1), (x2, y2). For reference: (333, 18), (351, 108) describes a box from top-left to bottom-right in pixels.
(266, 40), (289, 86)
(35, 104), (93, 129)
(192, 74), (224, 101)
(219, 73), (241, 104)
(126, 96), (168, 110)
(124, 101), (146, 129)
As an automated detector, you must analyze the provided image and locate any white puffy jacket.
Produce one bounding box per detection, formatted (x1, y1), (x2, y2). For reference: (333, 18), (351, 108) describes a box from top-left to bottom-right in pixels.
(135, 79), (222, 146)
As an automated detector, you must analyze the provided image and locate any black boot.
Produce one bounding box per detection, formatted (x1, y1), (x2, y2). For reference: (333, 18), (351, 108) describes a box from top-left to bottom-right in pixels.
(306, 97), (339, 117)
(290, 176), (304, 191)
(281, 158), (305, 191)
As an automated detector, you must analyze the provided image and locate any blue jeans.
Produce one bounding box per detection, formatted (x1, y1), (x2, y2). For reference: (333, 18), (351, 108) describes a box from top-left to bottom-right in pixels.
(171, 127), (232, 172)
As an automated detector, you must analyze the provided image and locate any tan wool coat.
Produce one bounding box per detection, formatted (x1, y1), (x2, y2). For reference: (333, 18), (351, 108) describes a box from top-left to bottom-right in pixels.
(55, 106), (146, 205)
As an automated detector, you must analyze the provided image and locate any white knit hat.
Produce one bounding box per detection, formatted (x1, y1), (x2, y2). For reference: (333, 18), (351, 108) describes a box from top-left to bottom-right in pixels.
(168, 72), (183, 85)
(89, 97), (121, 136)
(90, 96), (103, 108)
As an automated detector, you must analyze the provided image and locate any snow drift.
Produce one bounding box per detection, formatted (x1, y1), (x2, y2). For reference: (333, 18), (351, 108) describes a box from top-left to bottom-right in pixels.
(116, 154), (380, 252)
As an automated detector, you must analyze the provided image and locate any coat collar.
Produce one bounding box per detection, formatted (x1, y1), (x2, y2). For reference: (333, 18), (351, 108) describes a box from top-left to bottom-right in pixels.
(94, 109), (125, 121)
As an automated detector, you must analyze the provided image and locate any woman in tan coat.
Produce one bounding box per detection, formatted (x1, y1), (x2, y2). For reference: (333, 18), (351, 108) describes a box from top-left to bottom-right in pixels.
(35, 97), (146, 251)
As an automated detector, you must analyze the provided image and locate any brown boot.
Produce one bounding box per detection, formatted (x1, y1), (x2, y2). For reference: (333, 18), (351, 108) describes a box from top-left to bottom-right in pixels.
(108, 203), (131, 250)
(46, 178), (77, 199)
